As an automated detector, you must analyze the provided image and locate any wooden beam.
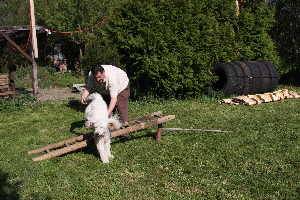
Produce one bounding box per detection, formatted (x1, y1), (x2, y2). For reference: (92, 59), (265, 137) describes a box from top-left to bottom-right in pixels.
(111, 115), (176, 138)
(32, 138), (95, 161)
(122, 111), (163, 126)
(0, 26), (31, 32)
(0, 31), (33, 63)
(6, 42), (16, 83)
(28, 132), (94, 154)
(29, 0), (38, 97)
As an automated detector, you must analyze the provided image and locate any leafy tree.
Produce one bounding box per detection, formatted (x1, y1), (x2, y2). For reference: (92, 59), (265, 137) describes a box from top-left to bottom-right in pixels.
(0, 0), (29, 26)
(33, 0), (119, 72)
(269, 0), (300, 84)
(0, 0), (30, 73)
(235, 0), (280, 64)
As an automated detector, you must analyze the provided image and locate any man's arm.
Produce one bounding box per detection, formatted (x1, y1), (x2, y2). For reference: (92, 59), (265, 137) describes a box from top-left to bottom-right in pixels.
(80, 87), (91, 104)
(108, 96), (117, 116)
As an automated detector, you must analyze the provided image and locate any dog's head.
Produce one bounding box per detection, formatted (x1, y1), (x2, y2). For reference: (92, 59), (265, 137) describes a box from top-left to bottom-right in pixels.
(86, 92), (103, 104)
(91, 121), (110, 139)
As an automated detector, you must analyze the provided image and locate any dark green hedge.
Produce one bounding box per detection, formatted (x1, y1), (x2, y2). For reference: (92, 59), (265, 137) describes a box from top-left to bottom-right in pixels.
(104, 0), (279, 98)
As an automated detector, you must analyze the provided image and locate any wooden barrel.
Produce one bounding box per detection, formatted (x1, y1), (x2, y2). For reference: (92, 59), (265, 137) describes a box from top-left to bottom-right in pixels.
(208, 60), (279, 96)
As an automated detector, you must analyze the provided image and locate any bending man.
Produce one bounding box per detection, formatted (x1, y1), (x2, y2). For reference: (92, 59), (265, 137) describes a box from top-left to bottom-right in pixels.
(81, 65), (130, 139)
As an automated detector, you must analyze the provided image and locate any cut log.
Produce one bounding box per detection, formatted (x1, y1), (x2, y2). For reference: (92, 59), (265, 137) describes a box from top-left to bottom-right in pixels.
(28, 132), (93, 154)
(32, 138), (94, 161)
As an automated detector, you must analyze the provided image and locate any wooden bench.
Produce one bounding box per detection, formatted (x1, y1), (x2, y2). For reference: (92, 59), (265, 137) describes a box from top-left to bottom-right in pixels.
(0, 74), (15, 98)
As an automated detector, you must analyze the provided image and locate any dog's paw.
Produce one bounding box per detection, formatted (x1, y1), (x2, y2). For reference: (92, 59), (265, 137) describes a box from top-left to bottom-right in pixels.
(102, 160), (109, 163)
(108, 154), (114, 159)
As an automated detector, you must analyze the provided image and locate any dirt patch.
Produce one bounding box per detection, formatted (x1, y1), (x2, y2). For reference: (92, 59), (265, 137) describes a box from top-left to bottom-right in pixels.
(18, 87), (83, 102)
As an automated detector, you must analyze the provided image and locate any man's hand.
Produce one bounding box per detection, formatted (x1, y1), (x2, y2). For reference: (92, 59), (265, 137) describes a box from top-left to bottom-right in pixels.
(81, 87), (91, 104)
(80, 98), (87, 104)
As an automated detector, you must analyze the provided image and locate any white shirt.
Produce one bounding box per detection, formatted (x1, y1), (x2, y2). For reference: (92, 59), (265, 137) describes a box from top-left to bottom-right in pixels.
(87, 65), (129, 97)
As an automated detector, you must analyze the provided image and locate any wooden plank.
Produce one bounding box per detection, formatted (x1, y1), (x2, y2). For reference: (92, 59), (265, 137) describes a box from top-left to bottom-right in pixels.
(32, 138), (95, 161)
(0, 26), (31, 32)
(122, 111), (163, 126)
(27, 132), (93, 154)
(0, 91), (15, 95)
(0, 74), (15, 97)
(111, 115), (175, 138)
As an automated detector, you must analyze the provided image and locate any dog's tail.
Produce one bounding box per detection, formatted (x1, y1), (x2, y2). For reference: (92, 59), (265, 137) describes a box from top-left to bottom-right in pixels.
(108, 115), (122, 130)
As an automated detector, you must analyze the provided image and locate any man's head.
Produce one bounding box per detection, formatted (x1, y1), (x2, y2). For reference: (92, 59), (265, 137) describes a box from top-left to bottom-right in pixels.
(91, 65), (104, 75)
(92, 65), (105, 82)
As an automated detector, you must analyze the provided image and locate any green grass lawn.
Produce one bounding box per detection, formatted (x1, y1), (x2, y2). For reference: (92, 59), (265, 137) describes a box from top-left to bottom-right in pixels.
(1, 86), (300, 199)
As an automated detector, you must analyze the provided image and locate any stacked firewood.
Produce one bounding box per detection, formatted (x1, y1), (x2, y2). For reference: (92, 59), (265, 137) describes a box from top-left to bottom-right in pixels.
(220, 89), (300, 105)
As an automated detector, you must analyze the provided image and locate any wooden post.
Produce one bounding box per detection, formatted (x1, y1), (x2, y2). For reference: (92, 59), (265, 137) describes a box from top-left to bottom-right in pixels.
(156, 124), (163, 141)
(6, 41), (15, 83)
(29, 0), (38, 58)
(29, 0), (38, 97)
(236, 0), (240, 16)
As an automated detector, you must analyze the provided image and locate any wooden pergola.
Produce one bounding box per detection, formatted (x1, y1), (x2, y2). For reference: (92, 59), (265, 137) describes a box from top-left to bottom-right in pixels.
(0, 0), (39, 96)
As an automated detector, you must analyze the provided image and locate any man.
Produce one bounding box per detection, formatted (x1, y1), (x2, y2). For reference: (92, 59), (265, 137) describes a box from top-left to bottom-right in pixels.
(81, 65), (130, 139)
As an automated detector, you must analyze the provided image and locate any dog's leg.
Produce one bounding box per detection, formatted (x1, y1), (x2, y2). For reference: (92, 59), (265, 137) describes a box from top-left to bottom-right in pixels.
(95, 138), (109, 163)
(106, 139), (114, 159)
(104, 133), (114, 159)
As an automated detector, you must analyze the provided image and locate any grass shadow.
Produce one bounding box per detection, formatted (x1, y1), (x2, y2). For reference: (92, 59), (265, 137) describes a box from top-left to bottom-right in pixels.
(66, 99), (86, 113)
(0, 170), (21, 200)
(111, 128), (157, 144)
(70, 120), (86, 135)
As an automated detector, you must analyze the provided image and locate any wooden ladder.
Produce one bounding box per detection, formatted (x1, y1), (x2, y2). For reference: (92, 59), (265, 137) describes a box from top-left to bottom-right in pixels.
(28, 111), (175, 161)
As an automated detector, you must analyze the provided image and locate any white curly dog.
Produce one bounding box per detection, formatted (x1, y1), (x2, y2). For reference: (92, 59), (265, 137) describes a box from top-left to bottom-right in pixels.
(85, 92), (121, 163)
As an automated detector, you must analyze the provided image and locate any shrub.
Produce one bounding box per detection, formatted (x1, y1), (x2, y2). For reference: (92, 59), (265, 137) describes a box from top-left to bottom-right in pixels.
(108, 0), (279, 98)
(0, 94), (37, 111)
